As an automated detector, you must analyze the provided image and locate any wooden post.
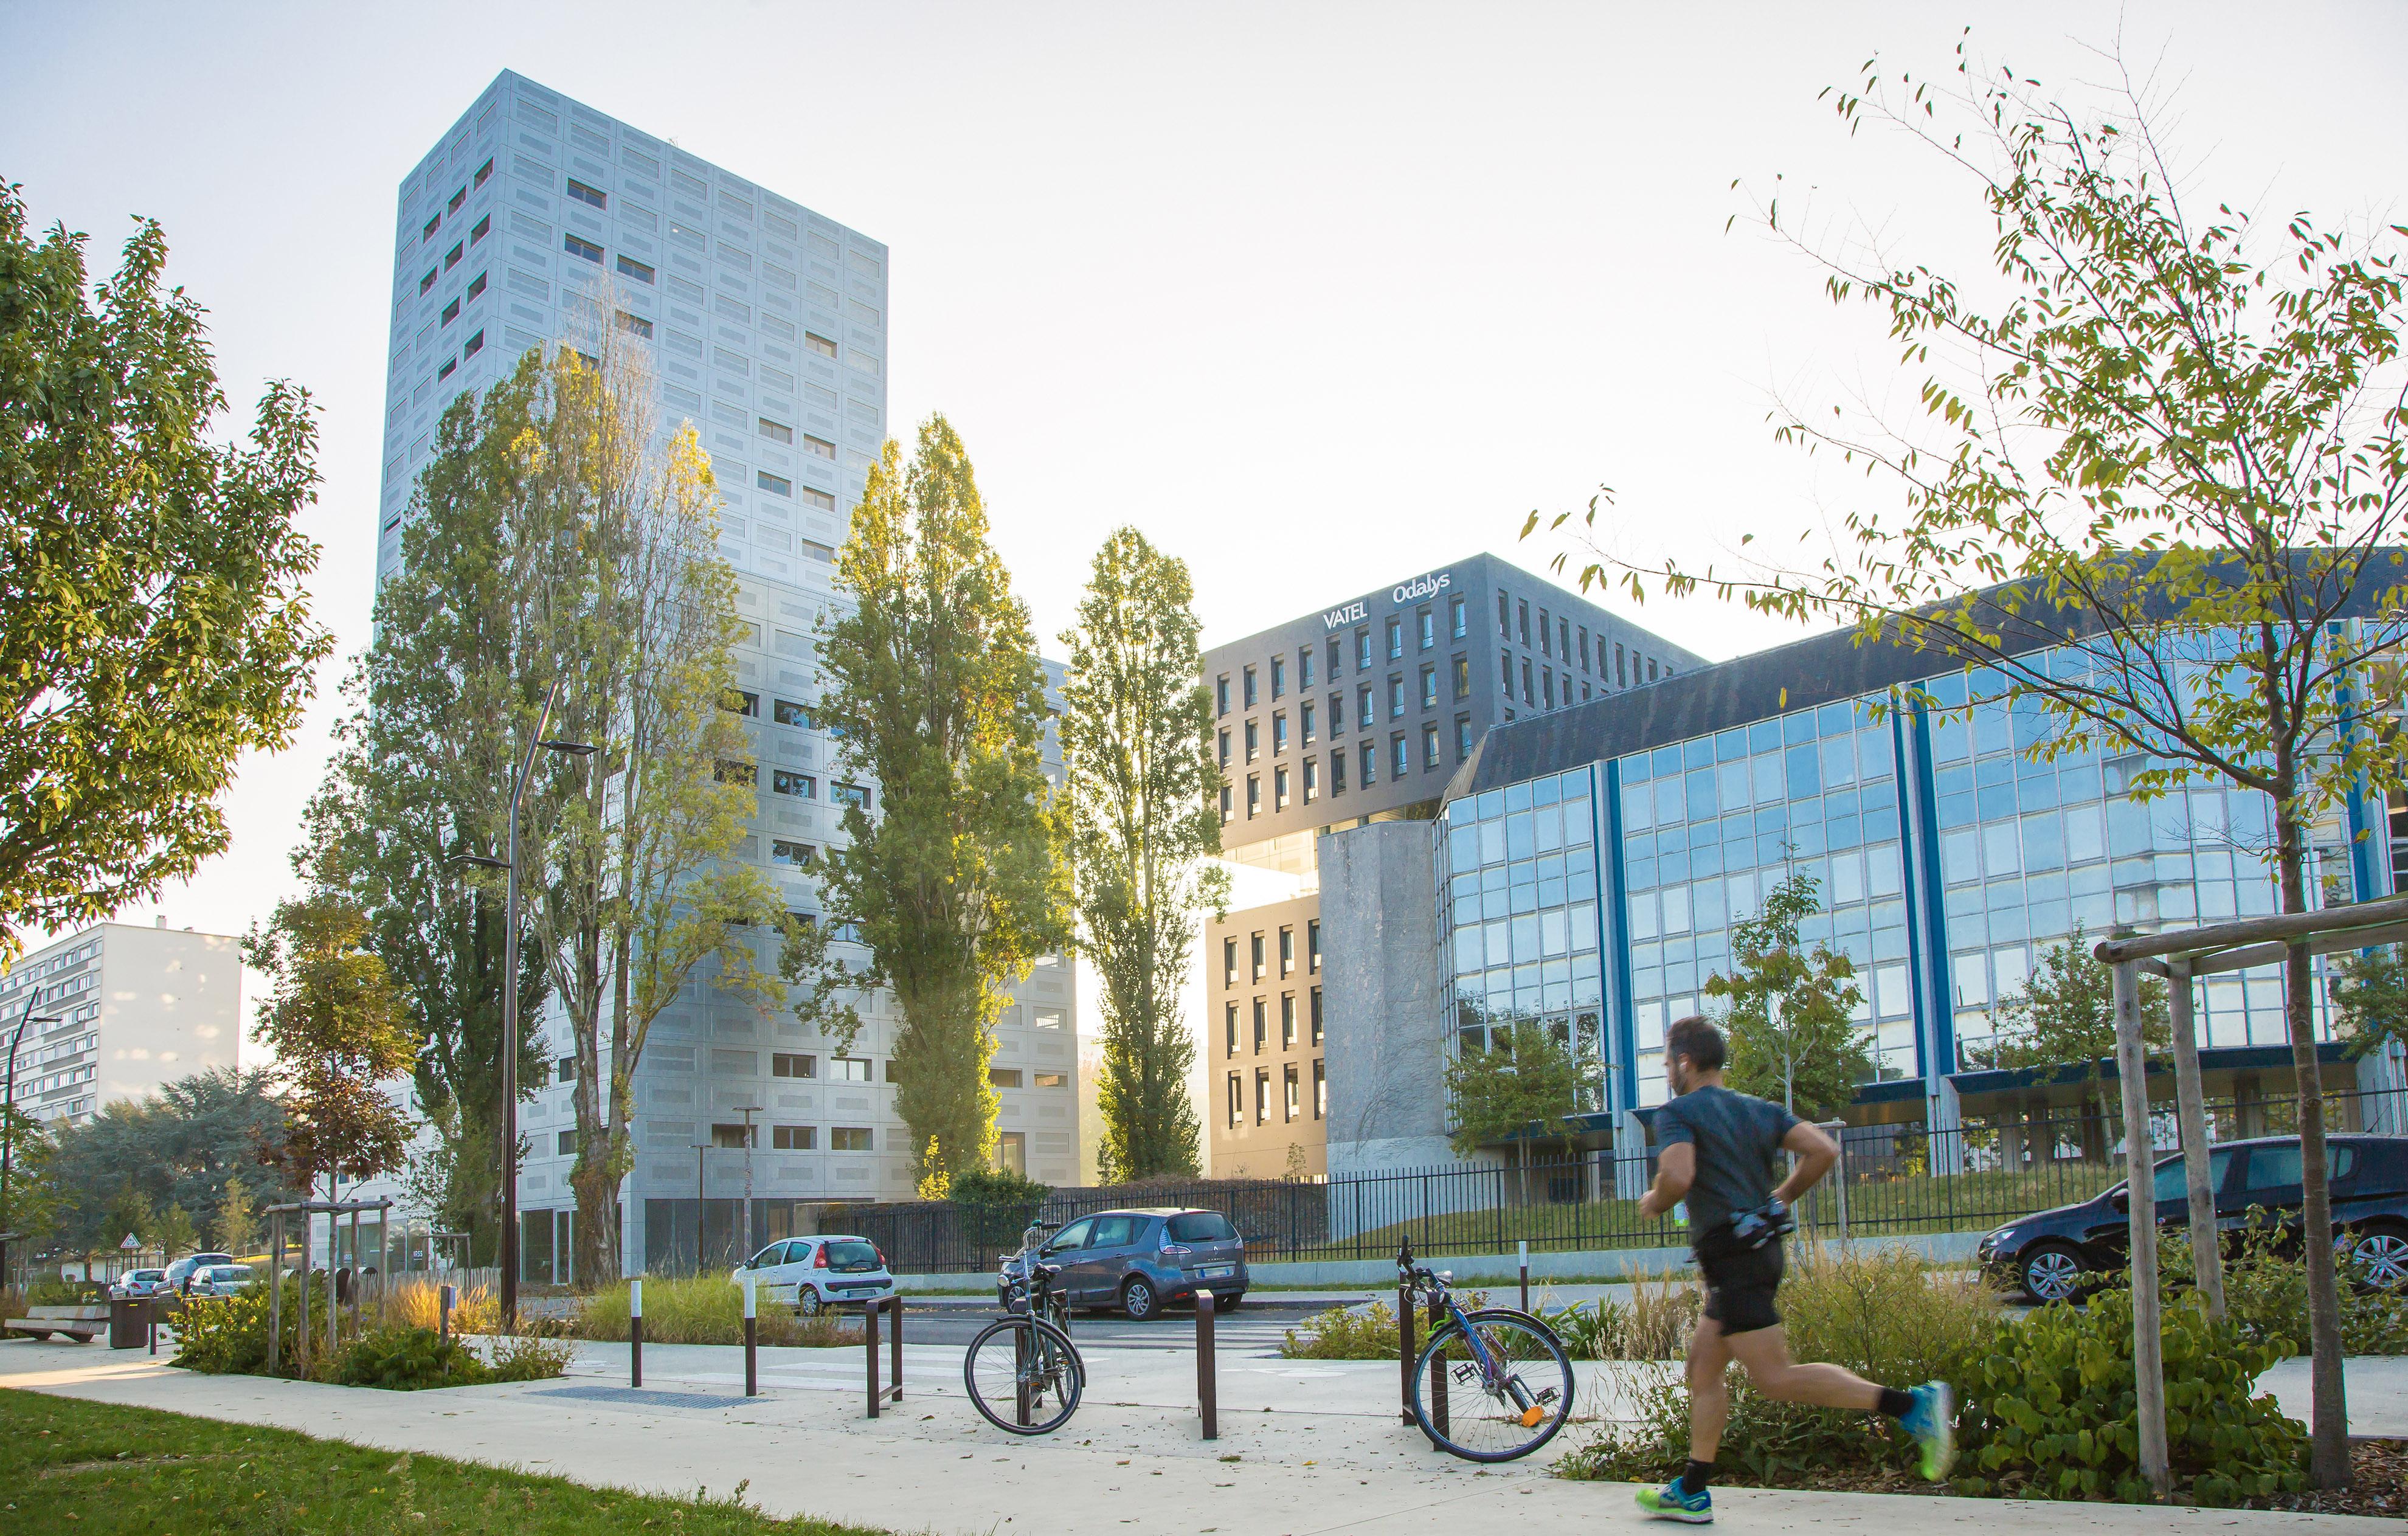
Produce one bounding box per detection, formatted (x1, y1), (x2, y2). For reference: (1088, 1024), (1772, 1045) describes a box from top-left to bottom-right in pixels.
(2113, 959), (2171, 1498)
(1196, 1290), (1218, 1440)
(296, 1213), (311, 1377)
(1426, 1293), (1449, 1444)
(266, 1209), (283, 1375)
(629, 1278), (643, 1387)
(439, 1283), (453, 1343)
(2166, 960), (2225, 1320)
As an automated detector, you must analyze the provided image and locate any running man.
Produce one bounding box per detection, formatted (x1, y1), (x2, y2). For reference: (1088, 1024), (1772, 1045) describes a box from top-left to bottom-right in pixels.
(1631, 1015), (1954, 1523)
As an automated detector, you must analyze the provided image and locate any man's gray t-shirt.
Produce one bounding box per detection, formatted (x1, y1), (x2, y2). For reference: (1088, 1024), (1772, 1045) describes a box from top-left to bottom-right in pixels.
(1653, 1085), (1799, 1244)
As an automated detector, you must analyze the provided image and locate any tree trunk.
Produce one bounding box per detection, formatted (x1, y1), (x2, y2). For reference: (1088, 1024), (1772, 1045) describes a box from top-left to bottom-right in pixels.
(2274, 777), (2351, 1488)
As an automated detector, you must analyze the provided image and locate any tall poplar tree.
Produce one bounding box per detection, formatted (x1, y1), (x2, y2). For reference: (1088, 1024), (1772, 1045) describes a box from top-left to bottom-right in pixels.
(781, 415), (1070, 1191)
(521, 316), (781, 1282)
(1059, 528), (1226, 1180)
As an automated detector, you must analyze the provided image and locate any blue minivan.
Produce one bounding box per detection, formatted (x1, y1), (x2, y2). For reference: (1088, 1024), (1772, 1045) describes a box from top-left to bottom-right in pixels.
(1000, 1208), (1248, 1320)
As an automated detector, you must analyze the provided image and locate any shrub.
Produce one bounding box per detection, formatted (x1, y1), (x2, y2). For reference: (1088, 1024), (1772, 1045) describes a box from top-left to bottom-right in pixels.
(331, 1326), (484, 1389)
(26, 1279), (103, 1306)
(1279, 1290), (1490, 1360)
(482, 1331), (575, 1381)
(1953, 1290), (2305, 1506)
(578, 1276), (861, 1347)
(1557, 1247), (2004, 1488)
(2159, 1222), (2408, 1357)
(1547, 1273), (1697, 1361)
(171, 1276), (322, 1377)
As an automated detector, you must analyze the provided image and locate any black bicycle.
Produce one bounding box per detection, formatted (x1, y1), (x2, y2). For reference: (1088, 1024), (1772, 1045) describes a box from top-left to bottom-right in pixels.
(1400, 1245), (1576, 1461)
(964, 1232), (1085, 1434)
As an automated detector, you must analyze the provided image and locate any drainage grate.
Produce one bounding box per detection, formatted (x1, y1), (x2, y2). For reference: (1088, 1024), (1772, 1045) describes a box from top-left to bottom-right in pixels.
(539, 1385), (752, 1411)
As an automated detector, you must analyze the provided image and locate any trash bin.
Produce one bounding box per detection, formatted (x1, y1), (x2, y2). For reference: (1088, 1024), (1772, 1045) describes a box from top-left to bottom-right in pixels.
(109, 1296), (153, 1349)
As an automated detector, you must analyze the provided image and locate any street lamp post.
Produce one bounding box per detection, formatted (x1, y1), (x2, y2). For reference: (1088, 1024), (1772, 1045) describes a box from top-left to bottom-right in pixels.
(736, 1105), (763, 1259)
(0, 998), (61, 1292)
(460, 677), (596, 1331)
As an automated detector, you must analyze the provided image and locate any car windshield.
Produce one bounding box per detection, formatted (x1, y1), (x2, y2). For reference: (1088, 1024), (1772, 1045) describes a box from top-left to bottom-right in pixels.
(1166, 1212), (1236, 1244)
(823, 1240), (879, 1273)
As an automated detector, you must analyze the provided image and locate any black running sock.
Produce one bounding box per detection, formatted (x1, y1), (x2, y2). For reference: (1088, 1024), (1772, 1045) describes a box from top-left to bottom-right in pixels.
(1877, 1387), (1915, 1420)
(1683, 1459), (1715, 1491)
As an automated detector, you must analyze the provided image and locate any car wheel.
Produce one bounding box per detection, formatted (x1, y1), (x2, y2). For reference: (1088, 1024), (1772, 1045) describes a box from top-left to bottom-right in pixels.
(2019, 1242), (2088, 1304)
(2343, 1225), (2408, 1292)
(797, 1287), (824, 1316)
(1121, 1276), (1159, 1321)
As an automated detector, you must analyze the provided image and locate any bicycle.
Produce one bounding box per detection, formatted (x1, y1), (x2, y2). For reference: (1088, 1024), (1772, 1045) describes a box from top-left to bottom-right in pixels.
(964, 1231), (1085, 1434)
(1399, 1242), (1576, 1461)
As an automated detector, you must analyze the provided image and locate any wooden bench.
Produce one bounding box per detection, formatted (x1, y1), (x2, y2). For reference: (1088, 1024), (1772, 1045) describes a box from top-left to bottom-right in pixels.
(4, 1304), (109, 1343)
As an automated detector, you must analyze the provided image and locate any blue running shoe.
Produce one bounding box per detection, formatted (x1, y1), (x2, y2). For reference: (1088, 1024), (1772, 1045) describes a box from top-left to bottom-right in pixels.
(1898, 1381), (1956, 1481)
(1635, 1476), (1713, 1523)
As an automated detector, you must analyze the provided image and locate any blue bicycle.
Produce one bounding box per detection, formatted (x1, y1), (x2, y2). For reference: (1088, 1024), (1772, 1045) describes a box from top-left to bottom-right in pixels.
(1399, 1244), (1576, 1461)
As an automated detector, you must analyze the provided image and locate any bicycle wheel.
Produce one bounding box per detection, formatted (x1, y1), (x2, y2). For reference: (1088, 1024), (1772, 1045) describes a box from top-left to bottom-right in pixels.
(1411, 1307), (1576, 1462)
(964, 1315), (1085, 1435)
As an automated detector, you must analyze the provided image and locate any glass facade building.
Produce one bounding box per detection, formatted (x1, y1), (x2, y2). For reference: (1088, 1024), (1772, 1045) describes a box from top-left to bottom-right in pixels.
(1436, 646), (2377, 1119)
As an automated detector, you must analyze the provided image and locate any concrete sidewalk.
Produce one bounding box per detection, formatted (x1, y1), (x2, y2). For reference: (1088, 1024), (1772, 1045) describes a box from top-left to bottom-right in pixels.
(4, 1339), (2391, 1534)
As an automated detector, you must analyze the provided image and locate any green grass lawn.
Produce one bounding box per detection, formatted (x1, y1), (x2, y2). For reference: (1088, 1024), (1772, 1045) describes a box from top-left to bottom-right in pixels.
(0, 1390), (892, 1535)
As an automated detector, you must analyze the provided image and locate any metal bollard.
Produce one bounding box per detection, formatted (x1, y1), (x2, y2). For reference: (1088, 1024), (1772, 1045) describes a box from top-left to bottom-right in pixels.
(439, 1283), (454, 1344)
(1518, 1240), (1530, 1315)
(629, 1279), (643, 1388)
(864, 1296), (904, 1417)
(1397, 1268), (1416, 1425)
(1196, 1290), (1219, 1440)
(742, 1275), (758, 1398)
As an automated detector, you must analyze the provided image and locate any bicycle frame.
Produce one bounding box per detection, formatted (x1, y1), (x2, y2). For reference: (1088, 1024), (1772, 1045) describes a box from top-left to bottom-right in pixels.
(1404, 1256), (1535, 1413)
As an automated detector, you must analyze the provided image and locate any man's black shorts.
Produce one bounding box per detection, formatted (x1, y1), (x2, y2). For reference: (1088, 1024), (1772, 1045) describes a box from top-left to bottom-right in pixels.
(1697, 1238), (1784, 1335)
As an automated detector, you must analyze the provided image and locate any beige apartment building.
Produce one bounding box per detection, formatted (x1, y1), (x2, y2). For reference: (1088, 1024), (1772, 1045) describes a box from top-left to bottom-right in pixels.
(0, 919), (243, 1127)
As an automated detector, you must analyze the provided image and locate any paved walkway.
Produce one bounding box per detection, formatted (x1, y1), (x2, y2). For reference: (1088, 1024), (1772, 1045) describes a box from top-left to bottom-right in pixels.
(2, 1338), (2392, 1534)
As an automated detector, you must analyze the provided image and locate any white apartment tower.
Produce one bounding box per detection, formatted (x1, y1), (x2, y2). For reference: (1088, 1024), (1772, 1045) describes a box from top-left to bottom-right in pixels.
(0, 922), (242, 1128)
(376, 71), (1079, 1280)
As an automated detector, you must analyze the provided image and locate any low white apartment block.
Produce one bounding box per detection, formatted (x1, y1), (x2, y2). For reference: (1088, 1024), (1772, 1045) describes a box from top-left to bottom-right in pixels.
(0, 921), (242, 1127)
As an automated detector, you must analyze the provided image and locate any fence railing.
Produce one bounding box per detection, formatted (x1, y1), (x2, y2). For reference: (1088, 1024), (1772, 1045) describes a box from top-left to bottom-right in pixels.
(832, 1083), (2406, 1273)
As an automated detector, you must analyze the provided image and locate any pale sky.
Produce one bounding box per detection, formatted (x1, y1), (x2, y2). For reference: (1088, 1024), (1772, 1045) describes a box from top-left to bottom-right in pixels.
(4, 2), (2403, 1036)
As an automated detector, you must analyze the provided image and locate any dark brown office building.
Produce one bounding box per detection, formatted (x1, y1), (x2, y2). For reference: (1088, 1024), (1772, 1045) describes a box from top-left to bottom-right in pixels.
(1204, 552), (1699, 1176)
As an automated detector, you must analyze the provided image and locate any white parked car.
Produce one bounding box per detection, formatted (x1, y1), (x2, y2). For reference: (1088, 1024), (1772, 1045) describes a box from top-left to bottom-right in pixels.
(189, 1264), (254, 1297)
(164, 1252), (235, 1295)
(733, 1236), (896, 1316)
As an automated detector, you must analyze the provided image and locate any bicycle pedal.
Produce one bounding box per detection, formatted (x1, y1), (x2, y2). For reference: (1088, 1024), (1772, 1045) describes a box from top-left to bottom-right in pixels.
(1537, 1387), (1560, 1405)
(1451, 1363), (1481, 1385)
(1519, 1405), (1545, 1428)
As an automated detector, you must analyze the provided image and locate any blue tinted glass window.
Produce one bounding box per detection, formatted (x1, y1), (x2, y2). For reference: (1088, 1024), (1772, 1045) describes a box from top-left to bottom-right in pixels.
(1504, 780), (1532, 813)
(1816, 702), (1852, 737)
(1748, 719), (1782, 753)
(1650, 746), (1681, 778)
(1532, 775), (1560, 808)
(1785, 742), (1821, 799)
(1682, 736), (1713, 770)
(1715, 729), (1748, 761)
(1686, 768), (1718, 822)
(1506, 814), (1535, 861)
(1782, 711), (1815, 746)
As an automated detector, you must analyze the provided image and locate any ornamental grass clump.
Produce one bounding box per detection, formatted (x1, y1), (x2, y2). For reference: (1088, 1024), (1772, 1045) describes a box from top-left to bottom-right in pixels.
(577, 1275), (861, 1347)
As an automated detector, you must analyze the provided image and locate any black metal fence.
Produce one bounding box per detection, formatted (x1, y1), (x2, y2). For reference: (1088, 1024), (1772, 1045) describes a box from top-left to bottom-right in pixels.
(828, 1084), (2406, 1273)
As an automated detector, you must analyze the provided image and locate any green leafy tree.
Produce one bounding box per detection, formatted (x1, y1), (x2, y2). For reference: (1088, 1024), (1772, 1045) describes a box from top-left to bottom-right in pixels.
(1533, 39), (2408, 1482)
(0, 181), (331, 964)
(1989, 924), (2172, 1146)
(1705, 868), (1870, 1121)
(0, 1104), (61, 1278)
(1059, 528), (1228, 1181)
(244, 894), (417, 1197)
(153, 1202), (197, 1259)
(2331, 944), (2408, 1060)
(215, 1172), (260, 1257)
(300, 365), (557, 1267)
(947, 1165), (1052, 1258)
(41, 1068), (296, 1261)
(781, 415), (1072, 1191)
(516, 325), (783, 1284)
(102, 1183), (156, 1259)
(1445, 1017), (1601, 1202)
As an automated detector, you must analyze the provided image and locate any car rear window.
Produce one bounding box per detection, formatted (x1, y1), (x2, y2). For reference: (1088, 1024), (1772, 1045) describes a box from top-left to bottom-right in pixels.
(210, 1267), (251, 1281)
(1166, 1212), (1237, 1243)
(823, 1240), (879, 1273)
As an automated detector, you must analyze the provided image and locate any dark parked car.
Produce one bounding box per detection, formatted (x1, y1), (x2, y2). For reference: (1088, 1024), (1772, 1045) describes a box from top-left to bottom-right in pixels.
(1977, 1133), (2408, 1302)
(1000, 1208), (1248, 1320)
